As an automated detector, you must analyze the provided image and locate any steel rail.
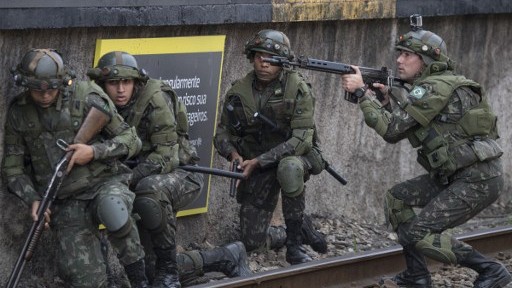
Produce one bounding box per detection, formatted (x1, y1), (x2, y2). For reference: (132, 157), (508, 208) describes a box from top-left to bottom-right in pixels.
(190, 225), (512, 288)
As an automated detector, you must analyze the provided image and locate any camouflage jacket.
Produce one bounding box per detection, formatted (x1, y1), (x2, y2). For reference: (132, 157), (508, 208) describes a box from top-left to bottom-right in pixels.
(117, 78), (181, 180)
(368, 63), (502, 180)
(2, 80), (141, 205)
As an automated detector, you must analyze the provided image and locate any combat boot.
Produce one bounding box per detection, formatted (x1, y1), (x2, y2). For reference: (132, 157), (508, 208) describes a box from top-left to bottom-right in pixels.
(379, 270), (432, 288)
(285, 218), (312, 265)
(379, 245), (432, 288)
(301, 214), (327, 254)
(459, 249), (512, 288)
(124, 259), (150, 288)
(152, 248), (181, 288)
(200, 241), (252, 277)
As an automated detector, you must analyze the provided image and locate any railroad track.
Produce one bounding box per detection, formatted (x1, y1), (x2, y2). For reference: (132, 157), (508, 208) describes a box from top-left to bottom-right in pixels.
(190, 225), (512, 288)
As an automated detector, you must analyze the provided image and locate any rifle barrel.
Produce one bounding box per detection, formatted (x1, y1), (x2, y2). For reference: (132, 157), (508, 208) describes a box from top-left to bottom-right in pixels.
(180, 165), (246, 180)
(325, 164), (348, 185)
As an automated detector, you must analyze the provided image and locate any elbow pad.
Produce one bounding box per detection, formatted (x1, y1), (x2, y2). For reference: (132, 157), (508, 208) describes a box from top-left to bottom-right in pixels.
(287, 128), (314, 155)
(360, 99), (391, 137)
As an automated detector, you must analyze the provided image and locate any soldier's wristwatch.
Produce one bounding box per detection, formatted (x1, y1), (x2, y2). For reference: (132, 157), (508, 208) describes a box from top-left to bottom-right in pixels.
(353, 85), (367, 99)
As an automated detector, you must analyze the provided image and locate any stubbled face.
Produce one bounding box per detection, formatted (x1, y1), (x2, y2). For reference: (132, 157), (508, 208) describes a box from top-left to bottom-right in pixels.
(104, 78), (135, 107)
(30, 89), (59, 108)
(253, 52), (282, 83)
(396, 50), (424, 83)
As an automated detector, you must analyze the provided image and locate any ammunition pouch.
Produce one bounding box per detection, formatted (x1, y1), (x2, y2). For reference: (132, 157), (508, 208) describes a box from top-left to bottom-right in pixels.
(458, 108), (496, 137)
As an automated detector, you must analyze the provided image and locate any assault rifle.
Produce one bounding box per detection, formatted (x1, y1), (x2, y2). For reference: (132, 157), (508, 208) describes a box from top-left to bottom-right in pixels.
(6, 105), (111, 288)
(253, 112), (347, 186)
(262, 56), (405, 104)
(124, 159), (247, 181)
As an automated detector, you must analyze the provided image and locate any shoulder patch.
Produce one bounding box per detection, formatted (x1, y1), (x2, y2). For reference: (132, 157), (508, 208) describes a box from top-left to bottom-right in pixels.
(410, 86), (427, 100)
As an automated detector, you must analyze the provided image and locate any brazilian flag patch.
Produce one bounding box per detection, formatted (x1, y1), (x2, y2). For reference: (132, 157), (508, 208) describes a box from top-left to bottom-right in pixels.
(410, 86), (427, 99)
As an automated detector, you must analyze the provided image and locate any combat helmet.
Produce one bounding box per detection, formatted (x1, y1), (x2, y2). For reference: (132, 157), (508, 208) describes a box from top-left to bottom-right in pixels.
(396, 14), (450, 65)
(87, 51), (148, 82)
(11, 48), (75, 90)
(244, 29), (293, 60)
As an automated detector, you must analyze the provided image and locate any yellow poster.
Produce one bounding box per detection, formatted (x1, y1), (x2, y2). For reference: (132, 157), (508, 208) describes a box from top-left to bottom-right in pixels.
(93, 36), (226, 217)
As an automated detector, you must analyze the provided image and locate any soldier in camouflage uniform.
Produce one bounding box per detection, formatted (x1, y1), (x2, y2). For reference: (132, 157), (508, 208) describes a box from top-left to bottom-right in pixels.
(2, 49), (148, 287)
(214, 29), (328, 265)
(88, 51), (251, 288)
(341, 16), (512, 288)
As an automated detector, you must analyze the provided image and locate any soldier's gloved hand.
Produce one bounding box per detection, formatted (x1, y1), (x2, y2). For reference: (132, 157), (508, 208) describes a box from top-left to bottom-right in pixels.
(129, 166), (145, 190)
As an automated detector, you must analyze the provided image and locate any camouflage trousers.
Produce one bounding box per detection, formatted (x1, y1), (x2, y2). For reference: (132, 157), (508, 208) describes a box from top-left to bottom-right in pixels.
(134, 168), (204, 250)
(52, 179), (144, 288)
(389, 158), (503, 262)
(237, 165), (306, 251)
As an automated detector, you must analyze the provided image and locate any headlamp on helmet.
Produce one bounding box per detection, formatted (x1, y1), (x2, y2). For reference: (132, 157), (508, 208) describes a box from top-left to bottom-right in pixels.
(12, 48), (75, 90)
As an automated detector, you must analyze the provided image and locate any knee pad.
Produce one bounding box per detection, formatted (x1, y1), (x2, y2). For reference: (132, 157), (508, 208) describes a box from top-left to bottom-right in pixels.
(384, 190), (415, 231)
(132, 192), (165, 232)
(277, 157), (305, 197)
(97, 195), (131, 237)
(415, 233), (457, 264)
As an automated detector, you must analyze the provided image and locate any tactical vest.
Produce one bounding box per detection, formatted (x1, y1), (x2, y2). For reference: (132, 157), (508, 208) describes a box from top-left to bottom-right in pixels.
(404, 74), (501, 180)
(7, 81), (116, 198)
(128, 79), (198, 165)
(225, 70), (312, 158)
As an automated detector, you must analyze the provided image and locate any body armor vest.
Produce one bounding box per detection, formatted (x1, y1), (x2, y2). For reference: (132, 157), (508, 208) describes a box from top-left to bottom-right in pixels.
(405, 74), (501, 180)
(10, 81), (116, 198)
(225, 71), (308, 159)
(126, 79), (198, 165)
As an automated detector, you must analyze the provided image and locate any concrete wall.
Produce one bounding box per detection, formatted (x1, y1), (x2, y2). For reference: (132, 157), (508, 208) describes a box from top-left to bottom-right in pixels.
(1, 1), (511, 284)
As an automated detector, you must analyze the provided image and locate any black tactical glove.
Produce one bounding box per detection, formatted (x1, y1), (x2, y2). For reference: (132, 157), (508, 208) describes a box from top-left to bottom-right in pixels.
(129, 162), (161, 190)
(129, 166), (145, 191)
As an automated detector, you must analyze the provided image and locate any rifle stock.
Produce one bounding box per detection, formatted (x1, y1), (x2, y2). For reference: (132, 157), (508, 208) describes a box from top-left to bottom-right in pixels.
(6, 105), (111, 288)
(262, 55), (405, 104)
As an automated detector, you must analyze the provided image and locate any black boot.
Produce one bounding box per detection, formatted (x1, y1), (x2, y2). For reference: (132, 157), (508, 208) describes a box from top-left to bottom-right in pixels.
(301, 214), (327, 254)
(267, 226), (287, 249)
(200, 241), (252, 277)
(379, 245), (432, 288)
(459, 249), (512, 288)
(125, 259), (150, 288)
(153, 248), (181, 288)
(285, 218), (312, 265)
